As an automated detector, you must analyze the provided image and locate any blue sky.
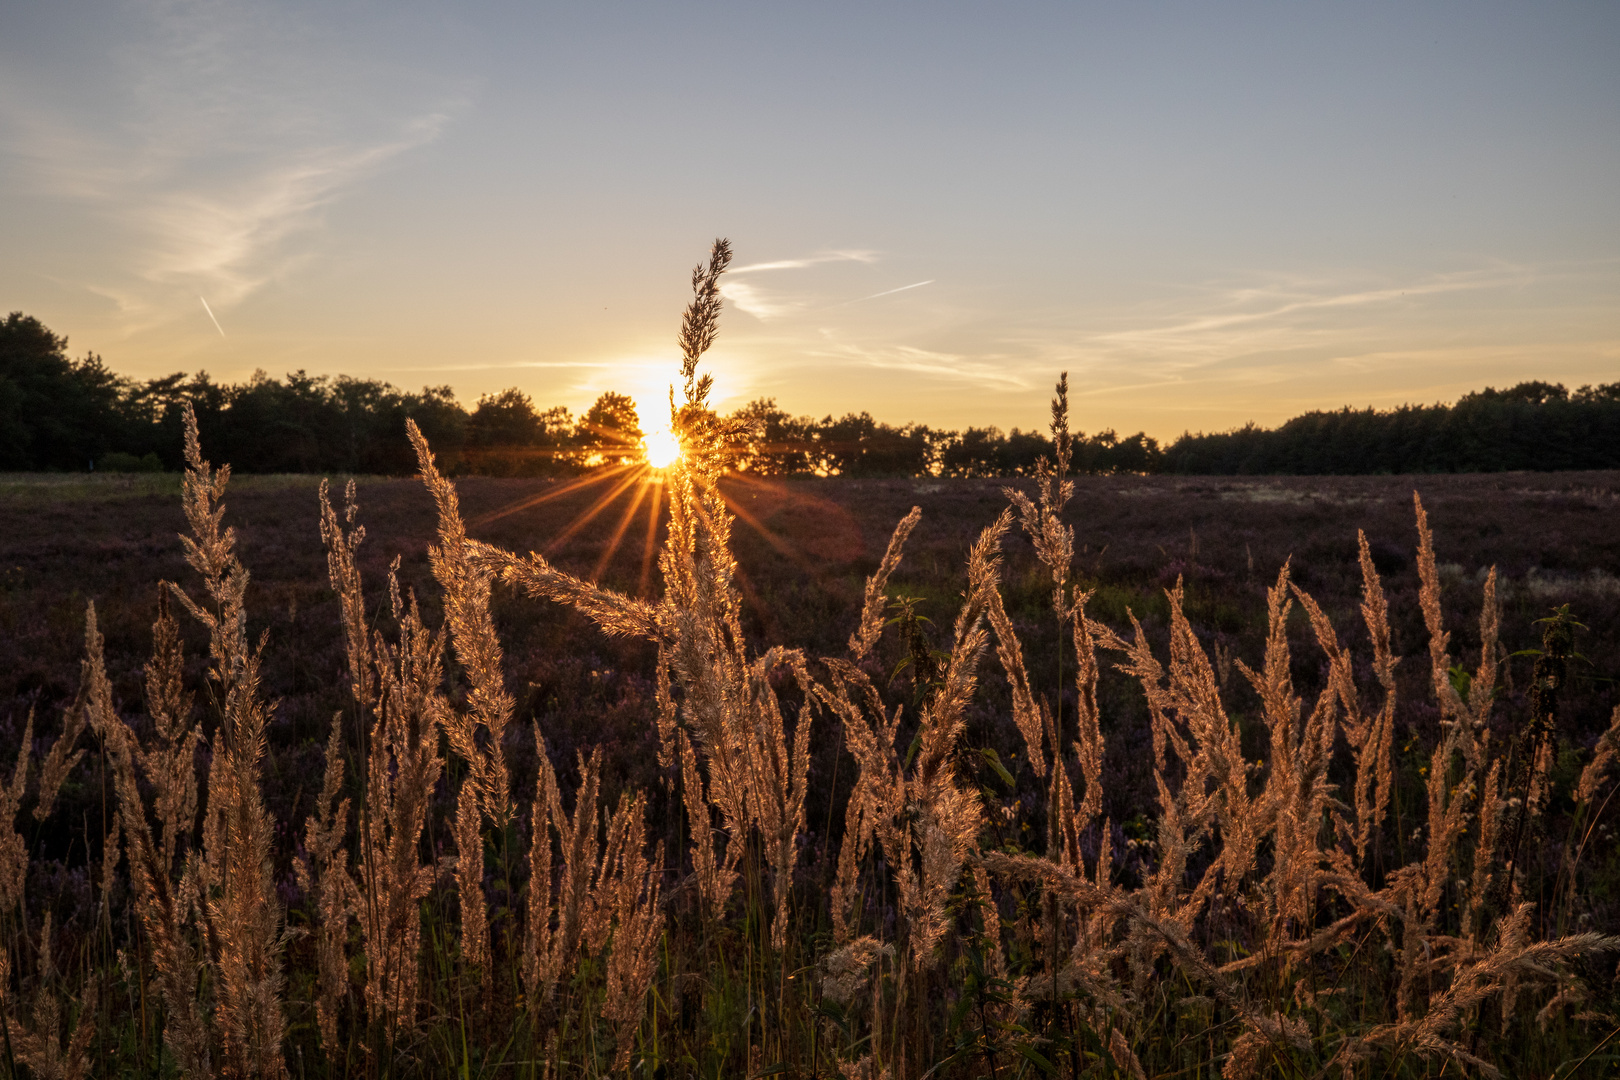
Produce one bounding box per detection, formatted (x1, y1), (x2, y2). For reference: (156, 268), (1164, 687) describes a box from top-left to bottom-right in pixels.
(3, 1), (1617, 438)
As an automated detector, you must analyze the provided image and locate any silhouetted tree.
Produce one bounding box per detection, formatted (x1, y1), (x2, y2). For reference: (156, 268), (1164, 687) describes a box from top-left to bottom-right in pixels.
(469, 388), (545, 447)
(0, 312), (130, 470)
(941, 426), (1008, 477)
(1163, 381), (1620, 474)
(727, 398), (820, 474)
(5, 312), (1616, 478)
(461, 389), (575, 475)
(578, 391), (643, 465)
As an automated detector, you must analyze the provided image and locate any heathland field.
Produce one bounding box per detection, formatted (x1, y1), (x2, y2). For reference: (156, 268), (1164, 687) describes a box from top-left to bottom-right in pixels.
(5, 468), (1620, 788)
(2, 453), (1619, 1078)
(3, 248), (1620, 1080)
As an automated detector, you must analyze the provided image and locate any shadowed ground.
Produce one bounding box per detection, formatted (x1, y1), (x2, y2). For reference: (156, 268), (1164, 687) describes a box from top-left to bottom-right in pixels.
(2, 468), (1617, 934)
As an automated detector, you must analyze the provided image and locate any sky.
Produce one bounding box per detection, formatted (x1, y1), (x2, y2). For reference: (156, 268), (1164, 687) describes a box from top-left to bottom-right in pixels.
(2, 1), (1618, 441)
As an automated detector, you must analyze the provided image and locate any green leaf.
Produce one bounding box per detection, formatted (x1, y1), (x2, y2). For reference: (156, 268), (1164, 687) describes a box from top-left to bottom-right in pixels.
(814, 997), (849, 1024)
(1447, 663), (1472, 700)
(978, 747), (1016, 789)
(1013, 1042), (1059, 1075)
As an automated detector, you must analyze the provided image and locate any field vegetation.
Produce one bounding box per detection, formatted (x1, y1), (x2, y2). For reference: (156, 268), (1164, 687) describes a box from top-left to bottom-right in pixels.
(1, 244), (1619, 1078)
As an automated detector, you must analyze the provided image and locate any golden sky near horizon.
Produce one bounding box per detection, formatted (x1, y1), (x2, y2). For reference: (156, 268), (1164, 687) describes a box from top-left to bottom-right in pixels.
(3, 2), (1618, 440)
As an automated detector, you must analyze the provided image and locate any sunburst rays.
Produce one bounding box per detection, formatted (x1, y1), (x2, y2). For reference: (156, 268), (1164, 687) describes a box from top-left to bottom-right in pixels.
(638, 472), (664, 597)
(462, 452), (831, 602)
(715, 478), (803, 567)
(542, 467), (648, 557)
(468, 465), (636, 529)
(590, 479), (651, 583)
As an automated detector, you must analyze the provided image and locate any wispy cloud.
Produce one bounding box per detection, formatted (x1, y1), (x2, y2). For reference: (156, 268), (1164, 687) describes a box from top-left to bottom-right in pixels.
(719, 279), (808, 321)
(0, 0), (462, 332)
(965, 261), (1620, 434)
(199, 296), (225, 337)
(133, 113), (451, 306)
(807, 343), (1033, 391)
(728, 250), (878, 275)
(721, 250), (881, 320)
(852, 279), (934, 302)
(1081, 266), (1530, 372)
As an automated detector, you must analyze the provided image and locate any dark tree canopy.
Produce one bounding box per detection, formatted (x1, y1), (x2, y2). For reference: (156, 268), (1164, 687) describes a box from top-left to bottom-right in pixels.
(0, 312), (127, 471)
(2, 312), (1615, 478)
(577, 392), (643, 464)
(1162, 382), (1620, 475)
(469, 388), (546, 448)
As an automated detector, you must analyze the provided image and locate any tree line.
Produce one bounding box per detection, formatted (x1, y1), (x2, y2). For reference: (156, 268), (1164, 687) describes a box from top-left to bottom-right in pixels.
(4, 311), (1617, 476)
(1163, 381), (1620, 474)
(0, 312), (1157, 477)
(0, 312), (649, 476)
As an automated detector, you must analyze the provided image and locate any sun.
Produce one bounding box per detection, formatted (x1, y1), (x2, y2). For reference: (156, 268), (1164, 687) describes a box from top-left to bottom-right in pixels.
(642, 427), (682, 469)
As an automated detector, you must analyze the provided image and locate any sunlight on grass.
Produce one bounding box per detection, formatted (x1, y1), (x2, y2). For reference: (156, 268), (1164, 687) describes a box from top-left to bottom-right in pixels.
(2, 240), (1615, 1080)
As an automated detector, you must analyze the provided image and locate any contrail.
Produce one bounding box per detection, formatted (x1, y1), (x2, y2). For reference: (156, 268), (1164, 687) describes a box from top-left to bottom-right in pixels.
(199, 296), (226, 337)
(855, 279), (934, 302)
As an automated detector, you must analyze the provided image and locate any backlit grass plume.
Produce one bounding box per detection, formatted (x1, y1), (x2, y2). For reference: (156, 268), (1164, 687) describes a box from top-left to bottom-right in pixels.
(0, 240), (1616, 1079)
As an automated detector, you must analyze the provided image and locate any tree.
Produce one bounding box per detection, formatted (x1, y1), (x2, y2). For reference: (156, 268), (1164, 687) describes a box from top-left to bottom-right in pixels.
(578, 392), (643, 465)
(1461, 381), (1569, 406)
(942, 426), (1007, 477)
(1162, 388), (1620, 475)
(727, 398), (820, 475)
(1103, 431), (1162, 474)
(469, 388), (546, 447)
(0, 312), (131, 470)
(1574, 382), (1620, 404)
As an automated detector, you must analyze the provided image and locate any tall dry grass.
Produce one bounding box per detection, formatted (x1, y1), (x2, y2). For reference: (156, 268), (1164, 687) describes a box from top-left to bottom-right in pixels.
(0, 241), (1616, 1078)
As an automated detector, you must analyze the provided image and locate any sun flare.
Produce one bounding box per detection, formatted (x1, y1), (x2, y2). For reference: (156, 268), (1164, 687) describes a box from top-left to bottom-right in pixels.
(642, 427), (682, 469)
